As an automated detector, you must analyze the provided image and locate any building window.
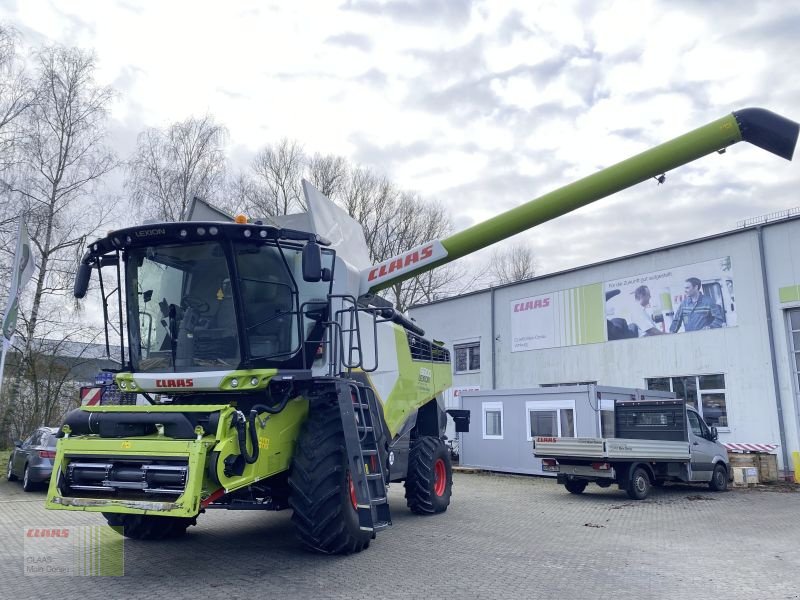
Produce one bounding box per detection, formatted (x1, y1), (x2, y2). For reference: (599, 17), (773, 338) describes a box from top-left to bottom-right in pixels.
(645, 374), (728, 428)
(482, 401), (503, 439)
(526, 400), (575, 440)
(788, 308), (800, 391)
(454, 342), (480, 374)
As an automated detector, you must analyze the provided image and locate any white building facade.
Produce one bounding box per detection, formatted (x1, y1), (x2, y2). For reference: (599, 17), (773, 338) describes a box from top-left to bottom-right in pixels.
(409, 215), (800, 474)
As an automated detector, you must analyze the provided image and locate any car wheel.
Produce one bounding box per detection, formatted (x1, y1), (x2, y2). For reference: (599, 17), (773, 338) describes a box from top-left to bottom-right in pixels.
(709, 464), (728, 492)
(22, 464), (38, 492)
(6, 456), (17, 481)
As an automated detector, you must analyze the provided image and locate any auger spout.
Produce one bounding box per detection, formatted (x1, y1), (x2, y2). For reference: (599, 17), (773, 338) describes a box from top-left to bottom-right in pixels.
(361, 108), (798, 296)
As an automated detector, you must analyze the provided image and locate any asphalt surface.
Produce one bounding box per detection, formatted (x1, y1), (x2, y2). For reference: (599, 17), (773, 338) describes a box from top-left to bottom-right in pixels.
(1, 471), (798, 599)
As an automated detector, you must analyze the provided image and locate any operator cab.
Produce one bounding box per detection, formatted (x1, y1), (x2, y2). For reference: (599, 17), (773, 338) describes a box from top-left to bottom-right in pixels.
(76, 222), (334, 373)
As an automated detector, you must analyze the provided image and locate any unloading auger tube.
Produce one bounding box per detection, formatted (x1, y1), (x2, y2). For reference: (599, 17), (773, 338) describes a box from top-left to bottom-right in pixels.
(362, 108), (799, 295)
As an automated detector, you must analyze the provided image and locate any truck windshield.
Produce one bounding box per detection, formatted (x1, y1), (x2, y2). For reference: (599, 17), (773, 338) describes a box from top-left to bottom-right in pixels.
(126, 241), (241, 372)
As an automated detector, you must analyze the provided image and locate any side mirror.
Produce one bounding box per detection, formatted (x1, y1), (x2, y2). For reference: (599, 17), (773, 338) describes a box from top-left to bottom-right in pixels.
(710, 426), (719, 441)
(13, 440), (22, 448)
(302, 242), (322, 282)
(74, 262), (92, 298)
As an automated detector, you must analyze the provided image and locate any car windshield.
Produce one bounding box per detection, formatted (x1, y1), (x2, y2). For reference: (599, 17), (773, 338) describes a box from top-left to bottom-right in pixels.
(126, 241), (242, 372)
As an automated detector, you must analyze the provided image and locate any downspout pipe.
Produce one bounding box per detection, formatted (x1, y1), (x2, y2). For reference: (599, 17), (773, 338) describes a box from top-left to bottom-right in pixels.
(757, 225), (791, 476)
(490, 286), (496, 390)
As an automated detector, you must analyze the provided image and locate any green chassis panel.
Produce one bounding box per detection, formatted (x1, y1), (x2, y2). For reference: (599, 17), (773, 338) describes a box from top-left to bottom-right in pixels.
(46, 399), (309, 517)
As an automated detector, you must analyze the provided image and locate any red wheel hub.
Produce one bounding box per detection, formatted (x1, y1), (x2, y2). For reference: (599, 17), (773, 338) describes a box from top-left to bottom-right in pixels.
(433, 458), (447, 497)
(347, 471), (358, 510)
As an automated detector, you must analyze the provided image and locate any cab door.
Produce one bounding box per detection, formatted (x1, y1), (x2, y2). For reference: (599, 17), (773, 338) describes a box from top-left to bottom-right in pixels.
(687, 410), (716, 481)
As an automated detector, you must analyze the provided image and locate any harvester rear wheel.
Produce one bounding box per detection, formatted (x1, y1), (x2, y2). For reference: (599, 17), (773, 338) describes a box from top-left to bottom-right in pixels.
(102, 513), (196, 540)
(288, 401), (371, 554)
(405, 436), (452, 514)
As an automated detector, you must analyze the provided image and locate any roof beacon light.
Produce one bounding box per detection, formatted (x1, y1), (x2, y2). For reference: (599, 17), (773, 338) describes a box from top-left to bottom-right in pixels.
(234, 214), (248, 224)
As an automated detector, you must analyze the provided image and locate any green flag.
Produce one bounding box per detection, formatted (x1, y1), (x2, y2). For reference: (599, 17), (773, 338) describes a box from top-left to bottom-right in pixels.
(2, 218), (36, 341)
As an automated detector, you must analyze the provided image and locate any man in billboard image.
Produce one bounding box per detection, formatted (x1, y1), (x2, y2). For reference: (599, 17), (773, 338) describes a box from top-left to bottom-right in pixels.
(631, 285), (664, 336)
(669, 277), (725, 332)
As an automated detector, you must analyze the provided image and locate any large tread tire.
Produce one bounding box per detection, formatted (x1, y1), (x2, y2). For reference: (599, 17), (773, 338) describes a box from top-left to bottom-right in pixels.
(626, 466), (651, 500)
(6, 456), (17, 481)
(102, 513), (196, 540)
(288, 402), (371, 554)
(405, 436), (452, 514)
(709, 464), (728, 492)
(565, 480), (587, 494)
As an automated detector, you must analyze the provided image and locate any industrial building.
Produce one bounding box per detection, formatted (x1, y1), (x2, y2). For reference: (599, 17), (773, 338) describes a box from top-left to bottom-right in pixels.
(408, 211), (800, 476)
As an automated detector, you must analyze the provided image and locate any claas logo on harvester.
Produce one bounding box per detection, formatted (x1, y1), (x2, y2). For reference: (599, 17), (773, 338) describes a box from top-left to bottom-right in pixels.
(367, 245), (434, 282)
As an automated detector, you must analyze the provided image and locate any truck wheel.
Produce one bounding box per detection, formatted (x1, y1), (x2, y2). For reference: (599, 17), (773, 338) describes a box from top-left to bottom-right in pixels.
(6, 456), (17, 481)
(288, 402), (371, 554)
(565, 480), (587, 494)
(102, 513), (196, 540)
(709, 464), (728, 492)
(626, 467), (651, 500)
(405, 436), (452, 514)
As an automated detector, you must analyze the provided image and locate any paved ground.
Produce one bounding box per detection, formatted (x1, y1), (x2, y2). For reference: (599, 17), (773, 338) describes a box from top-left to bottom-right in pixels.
(1, 471), (798, 599)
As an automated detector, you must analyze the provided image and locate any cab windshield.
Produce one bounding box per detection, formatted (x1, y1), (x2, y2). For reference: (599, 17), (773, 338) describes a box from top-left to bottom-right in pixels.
(126, 241), (242, 372)
(125, 238), (331, 373)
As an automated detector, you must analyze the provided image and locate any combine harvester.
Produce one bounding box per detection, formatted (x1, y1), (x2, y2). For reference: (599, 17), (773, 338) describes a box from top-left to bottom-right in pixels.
(47, 108), (797, 553)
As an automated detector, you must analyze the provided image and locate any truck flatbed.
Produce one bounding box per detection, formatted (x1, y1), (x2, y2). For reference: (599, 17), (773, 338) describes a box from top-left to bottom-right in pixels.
(533, 436), (691, 462)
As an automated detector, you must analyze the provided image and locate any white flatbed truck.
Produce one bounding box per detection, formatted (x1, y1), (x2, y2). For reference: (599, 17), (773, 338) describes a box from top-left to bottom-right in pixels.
(533, 399), (730, 500)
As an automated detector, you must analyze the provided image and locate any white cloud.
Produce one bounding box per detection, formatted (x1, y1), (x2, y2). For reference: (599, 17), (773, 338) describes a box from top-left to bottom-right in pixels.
(2, 0), (798, 283)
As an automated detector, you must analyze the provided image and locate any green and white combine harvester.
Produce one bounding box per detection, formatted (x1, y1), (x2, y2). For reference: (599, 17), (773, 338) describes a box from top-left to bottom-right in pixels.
(47, 108), (798, 553)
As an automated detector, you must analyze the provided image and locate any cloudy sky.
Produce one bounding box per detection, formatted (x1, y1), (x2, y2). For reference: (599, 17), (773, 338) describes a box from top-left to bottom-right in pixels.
(3, 0), (799, 278)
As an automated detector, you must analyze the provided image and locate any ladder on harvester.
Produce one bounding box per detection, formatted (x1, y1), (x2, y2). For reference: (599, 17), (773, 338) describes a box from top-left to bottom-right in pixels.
(336, 379), (391, 534)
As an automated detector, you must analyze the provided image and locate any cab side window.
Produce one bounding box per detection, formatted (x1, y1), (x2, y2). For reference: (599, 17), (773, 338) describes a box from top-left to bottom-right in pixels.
(687, 411), (703, 437)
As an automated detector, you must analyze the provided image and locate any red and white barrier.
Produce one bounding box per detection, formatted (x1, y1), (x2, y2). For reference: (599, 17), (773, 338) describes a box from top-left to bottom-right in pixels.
(80, 387), (102, 406)
(723, 443), (779, 453)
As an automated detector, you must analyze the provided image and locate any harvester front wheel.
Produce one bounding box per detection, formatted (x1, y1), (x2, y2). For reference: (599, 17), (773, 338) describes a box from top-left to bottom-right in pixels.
(405, 436), (452, 514)
(288, 402), (371, 554)
(102, 513), (196, 540)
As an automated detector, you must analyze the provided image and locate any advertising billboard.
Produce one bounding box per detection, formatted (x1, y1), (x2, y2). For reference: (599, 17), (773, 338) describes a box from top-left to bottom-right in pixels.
(509, 257), (734, 352)
(604, 257), (734, 340)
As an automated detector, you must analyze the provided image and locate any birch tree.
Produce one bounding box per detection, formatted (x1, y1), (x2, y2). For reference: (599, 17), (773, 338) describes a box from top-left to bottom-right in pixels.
(0, 45), (117, 443)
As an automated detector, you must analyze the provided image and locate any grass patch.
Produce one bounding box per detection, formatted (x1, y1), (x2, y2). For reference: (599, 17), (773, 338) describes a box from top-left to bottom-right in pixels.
(1, 449), (10, 480)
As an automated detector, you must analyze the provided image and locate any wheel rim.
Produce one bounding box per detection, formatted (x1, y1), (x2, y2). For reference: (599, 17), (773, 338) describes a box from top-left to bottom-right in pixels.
(6, 460), (11, 479)
(23, 467), (29, 487)
(635, 475), (647, 493)
(715, 470), (724, 487)
(433, 458), (446, 497)
(346, 471), (358, 510)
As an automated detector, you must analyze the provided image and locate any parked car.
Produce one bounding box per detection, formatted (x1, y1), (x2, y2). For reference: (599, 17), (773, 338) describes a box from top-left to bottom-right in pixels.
(6, 426), (59, 492)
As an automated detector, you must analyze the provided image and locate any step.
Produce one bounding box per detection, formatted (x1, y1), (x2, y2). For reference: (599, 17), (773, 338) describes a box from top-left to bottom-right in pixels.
(361, 449), (379, 456)
(370, 496), (387, 504)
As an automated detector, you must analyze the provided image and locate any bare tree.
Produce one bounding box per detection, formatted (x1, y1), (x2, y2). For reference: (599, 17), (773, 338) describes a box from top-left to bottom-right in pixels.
(223, 170), (259, 216)
(306, 152), (348, 200)
(340, 166), (398, 261)
(0, 24), (34, 173)
(489, 242), (537, 284)
(0, 45), (117, 443)
(126, 115), (228, 221)
(247, 138), (305, 217)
